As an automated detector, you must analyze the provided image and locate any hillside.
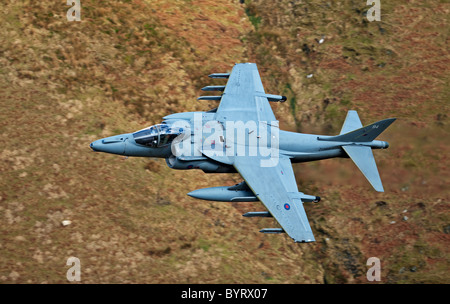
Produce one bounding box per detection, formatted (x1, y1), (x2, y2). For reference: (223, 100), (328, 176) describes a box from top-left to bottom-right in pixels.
(0, 0), (448, 284)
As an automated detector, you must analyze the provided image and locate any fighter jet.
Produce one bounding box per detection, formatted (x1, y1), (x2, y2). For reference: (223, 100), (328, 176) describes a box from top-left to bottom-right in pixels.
(90, 63), (395, 243)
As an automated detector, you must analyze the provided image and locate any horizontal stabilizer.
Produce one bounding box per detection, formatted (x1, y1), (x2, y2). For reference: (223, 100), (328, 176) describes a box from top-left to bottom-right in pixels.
(319, 118), (396, 142)
(197, 96), (222, 101)
(342, 145), (384, 192)
(208, 73), (230, 79)
(340, 110), (363, 134)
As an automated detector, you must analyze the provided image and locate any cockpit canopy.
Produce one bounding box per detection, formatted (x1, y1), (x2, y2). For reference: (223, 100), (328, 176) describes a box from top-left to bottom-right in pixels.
(132, 124), (183, 148)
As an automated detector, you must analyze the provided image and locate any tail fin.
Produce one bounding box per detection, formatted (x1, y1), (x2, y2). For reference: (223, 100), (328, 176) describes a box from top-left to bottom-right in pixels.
(319, 110), (396, 192)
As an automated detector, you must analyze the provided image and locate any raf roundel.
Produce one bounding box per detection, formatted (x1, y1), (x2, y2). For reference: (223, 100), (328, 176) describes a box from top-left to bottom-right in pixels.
(284, 203), (290, 210)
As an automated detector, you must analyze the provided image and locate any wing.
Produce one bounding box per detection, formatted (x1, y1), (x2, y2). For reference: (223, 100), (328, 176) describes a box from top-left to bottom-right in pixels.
(214, 63), (278, 123)
(203, 63), (314, 242)
(233, 156), (316, 243)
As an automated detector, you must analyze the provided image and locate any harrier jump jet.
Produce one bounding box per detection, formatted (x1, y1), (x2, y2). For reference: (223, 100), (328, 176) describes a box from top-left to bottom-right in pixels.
(90, 63), (395, 243)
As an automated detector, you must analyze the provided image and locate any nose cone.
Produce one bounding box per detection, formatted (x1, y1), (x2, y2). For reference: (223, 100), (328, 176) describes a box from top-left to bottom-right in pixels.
(90, 141), (99, 151)
(89, 135), (128, 155)
(383, 141), (389, 149)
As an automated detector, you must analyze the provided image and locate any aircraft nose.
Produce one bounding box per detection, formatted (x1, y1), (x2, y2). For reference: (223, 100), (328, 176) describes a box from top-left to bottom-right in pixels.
(384, 141), (389, 149)
(90, 141), (98, 151)
(89, 136), (127, 155)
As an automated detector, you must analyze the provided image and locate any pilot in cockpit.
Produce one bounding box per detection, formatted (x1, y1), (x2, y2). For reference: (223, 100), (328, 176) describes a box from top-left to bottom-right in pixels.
(132, 124), (182, 148)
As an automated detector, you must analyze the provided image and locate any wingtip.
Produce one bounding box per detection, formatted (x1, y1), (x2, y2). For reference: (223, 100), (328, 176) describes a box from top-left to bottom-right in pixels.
(372, 183), (384, 192)
(292, 232), (316, 243)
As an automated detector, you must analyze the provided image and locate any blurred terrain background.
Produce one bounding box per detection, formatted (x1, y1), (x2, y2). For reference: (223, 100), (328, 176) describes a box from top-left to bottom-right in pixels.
(0, 0), (448, 283)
